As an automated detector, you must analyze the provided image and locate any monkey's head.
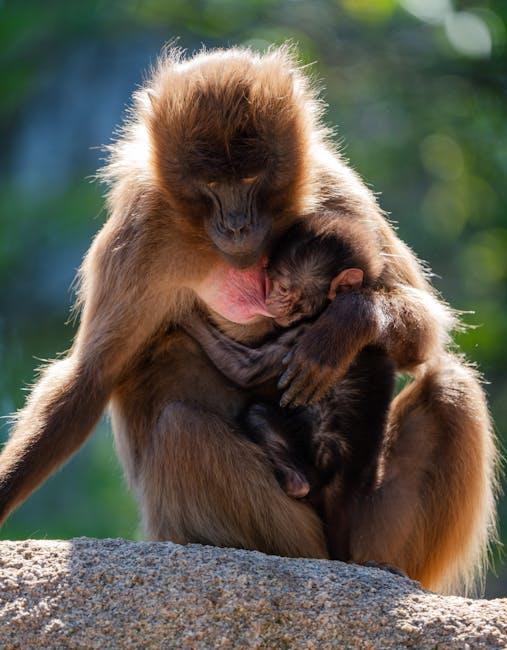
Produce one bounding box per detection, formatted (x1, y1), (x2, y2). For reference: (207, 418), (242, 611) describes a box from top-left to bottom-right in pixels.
(266, 267), (329, 327)
(142, 47), (323, 268)
(266, 223), (364, 327)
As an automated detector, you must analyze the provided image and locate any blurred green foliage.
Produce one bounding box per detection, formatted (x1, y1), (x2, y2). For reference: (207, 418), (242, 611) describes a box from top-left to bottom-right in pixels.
(1, 0), (506, 595)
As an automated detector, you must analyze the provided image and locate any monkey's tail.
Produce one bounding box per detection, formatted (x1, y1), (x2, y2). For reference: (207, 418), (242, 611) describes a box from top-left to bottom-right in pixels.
(400, 353), (499, 595)
(350, 352), (499, 596)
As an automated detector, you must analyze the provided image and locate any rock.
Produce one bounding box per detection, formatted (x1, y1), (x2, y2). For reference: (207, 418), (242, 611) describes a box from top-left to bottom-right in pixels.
(0, 538), (505, 648)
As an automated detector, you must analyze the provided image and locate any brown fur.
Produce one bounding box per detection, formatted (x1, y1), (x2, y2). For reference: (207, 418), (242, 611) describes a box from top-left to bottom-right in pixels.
(0, 46), (497, 595)
(111, 331), (327, 556)
(180, 222), (396, 508)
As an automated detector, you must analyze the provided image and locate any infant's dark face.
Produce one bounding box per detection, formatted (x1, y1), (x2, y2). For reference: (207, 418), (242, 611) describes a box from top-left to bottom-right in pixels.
(265, 267), (328, 327)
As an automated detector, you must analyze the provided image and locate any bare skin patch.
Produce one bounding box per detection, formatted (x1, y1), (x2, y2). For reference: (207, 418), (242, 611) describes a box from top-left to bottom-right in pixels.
(195, 259), (274, 324)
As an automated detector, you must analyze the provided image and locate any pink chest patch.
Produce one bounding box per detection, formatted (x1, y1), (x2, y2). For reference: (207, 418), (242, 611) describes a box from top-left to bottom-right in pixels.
(195, 259), (274, 324)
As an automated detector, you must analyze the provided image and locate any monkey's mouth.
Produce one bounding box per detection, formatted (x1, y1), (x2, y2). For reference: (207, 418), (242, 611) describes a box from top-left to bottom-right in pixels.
(271, 311), (300, 327)
(265, 300), (286, 320)
(210, 225), (272, 270)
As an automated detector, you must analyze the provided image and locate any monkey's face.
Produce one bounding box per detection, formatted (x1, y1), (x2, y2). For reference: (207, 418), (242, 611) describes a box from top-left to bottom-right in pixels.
(266, 271), (328, 327)
(147, 50), (314, 269)
(200, 175), (271, 269)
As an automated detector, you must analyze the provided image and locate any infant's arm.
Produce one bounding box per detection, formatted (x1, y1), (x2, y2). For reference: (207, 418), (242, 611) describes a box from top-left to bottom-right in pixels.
(182, 312), (301, 388)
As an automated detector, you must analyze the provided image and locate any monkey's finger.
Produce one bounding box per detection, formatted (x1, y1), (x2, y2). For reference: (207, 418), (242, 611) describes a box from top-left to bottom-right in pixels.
(280, 369), (312, 407)
(280, 373), (306, 406)
(284, 471), (311, 499)
(281, 349), (294, 366)
(291, 368), (334, 407)
(290, 379), (322, 407)
(285, 379), (311, 406)
(278, 360), (299, 389)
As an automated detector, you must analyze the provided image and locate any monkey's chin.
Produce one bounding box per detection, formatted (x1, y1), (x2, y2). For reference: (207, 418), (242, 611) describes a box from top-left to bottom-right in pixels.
(211, 228), (272, 270)
(219, 250), (263, 269)
(221, 253), (260, 271)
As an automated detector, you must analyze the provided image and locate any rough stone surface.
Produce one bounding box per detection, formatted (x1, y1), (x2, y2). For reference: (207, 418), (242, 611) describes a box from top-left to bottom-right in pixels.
(0, 538), (505, 648)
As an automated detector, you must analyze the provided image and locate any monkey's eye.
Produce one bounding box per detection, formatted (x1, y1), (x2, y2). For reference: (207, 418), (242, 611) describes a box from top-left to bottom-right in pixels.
(278, 284), (289, 295)
(241, 175), (258, 185)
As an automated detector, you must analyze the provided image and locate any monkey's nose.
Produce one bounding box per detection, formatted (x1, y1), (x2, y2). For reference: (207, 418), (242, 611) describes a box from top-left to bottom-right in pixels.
(227, 223), (250, 238)
(226, 213), (250, 237)
(228, 225), (249, 237)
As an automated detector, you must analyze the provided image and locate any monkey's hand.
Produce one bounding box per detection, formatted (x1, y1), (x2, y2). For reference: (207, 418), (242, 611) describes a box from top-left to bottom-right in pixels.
(278, 291), (380, 407)
(231, 323), (309, 386)
(182, 312), (308, 388)
(278, 324), (350, 407)
(312, 432), (345, 484)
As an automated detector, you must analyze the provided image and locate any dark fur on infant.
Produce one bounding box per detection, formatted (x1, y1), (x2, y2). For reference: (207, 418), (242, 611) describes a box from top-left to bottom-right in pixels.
(184, 221), (395, 513)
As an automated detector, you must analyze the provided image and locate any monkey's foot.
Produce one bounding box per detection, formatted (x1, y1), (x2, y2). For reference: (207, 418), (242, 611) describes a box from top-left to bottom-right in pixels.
(282, 469), (310, 498)
(358, 561), (408, 579)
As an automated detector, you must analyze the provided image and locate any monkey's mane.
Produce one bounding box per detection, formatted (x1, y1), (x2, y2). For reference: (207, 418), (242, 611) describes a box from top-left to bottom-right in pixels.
(99, 45), (336, 222)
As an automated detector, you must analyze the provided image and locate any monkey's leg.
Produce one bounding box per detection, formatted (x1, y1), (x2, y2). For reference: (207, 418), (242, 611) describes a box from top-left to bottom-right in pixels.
(317, 347), (395, 559)
(348, 353), (498, 595)
(244, 402), (311, 498)
(318, 346), (395, 491)
(310, 346), (394, 484)
(112, 333), (328, 559)
(134, 402), (327, 558)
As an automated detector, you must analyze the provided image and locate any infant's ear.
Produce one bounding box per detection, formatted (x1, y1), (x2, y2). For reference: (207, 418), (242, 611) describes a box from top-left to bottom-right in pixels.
(328, 268), (364, 300)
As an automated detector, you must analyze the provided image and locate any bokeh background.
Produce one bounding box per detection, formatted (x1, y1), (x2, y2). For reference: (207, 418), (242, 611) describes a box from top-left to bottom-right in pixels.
(1, 0), (506, 596)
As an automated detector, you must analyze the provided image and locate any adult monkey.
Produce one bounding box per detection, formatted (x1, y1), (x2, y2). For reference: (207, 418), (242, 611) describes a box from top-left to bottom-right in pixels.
(0, 47), (497, 594)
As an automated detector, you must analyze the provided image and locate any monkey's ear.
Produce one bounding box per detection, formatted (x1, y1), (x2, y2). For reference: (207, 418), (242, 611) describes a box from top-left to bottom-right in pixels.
(328, 268), (364, 300)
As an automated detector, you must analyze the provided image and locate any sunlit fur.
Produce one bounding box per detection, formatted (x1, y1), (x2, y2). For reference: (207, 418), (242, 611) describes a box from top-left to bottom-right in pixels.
(266, 217), (383, 324)
(100, 46), (329, 252)
(0, 46), (498, 596)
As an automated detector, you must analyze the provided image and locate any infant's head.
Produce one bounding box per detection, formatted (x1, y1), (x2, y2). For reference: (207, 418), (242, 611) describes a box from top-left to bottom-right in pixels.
(265, 223), (364, 327)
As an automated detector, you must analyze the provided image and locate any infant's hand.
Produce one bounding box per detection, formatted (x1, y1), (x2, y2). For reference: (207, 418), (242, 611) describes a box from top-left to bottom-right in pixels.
(278, 291), (380, 407)
(278, 320), (352, 407)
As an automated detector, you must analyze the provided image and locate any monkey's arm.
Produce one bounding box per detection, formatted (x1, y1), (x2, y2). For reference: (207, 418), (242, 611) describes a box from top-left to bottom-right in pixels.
(182, 313), (302, 388)
(279, 289), (380, 406)
(279, 283), (454, 407)
(0, 194), (190, 524)
(278, 199), (455, 406)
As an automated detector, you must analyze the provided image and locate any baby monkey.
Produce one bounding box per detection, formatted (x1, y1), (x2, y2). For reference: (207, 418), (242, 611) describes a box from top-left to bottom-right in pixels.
(183, 221), (395, 505)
